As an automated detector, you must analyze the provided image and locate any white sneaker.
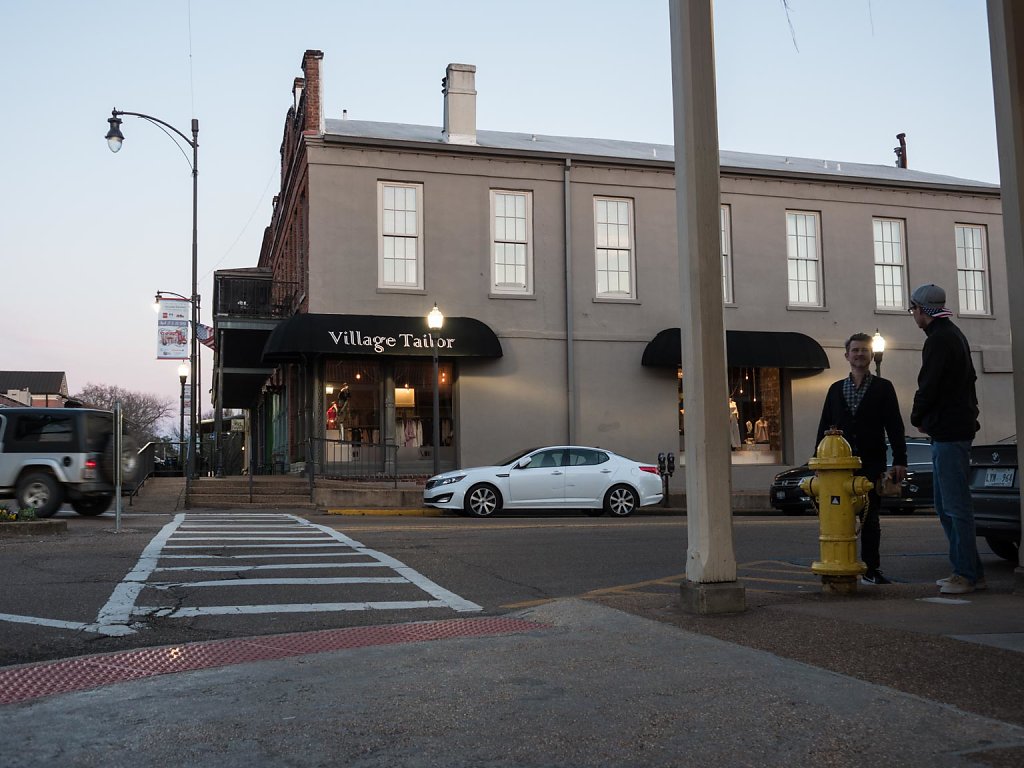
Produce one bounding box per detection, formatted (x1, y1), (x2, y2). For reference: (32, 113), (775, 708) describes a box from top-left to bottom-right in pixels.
(936, 574), (987, 590)
(939, 574), (975, 595)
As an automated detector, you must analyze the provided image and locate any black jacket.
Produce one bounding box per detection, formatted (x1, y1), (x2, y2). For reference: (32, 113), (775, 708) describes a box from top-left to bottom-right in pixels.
(815, 375), (907, 479)
(910, 317), (980, 441)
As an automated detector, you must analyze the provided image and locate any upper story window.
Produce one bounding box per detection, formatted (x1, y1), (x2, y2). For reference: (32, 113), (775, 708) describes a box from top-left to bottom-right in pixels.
(491, 190), (532, 294)
(873, 218), (907, 310)
(786, 210), (822, 307)
(721, 204), (734, 304)
(378, 182), (424, 289)
(594, 197), (636, 299)
(955, 224), (990, 315)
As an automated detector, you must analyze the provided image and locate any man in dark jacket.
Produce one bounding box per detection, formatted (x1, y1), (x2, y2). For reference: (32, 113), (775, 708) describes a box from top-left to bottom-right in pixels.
(816, 332), (907, 585)
(909, 283), (984, 595)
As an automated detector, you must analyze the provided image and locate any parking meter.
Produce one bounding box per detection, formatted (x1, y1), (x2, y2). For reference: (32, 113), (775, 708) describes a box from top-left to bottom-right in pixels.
(667, 452), (675, 477)
(657, 452), (667, 476)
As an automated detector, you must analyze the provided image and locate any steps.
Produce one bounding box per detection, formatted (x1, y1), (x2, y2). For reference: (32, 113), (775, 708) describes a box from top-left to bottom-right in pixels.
(188, 476), (316, 510)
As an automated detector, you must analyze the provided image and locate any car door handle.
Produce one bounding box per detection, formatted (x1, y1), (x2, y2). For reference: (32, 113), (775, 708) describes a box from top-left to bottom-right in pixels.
(551, 470), (563, 475)
(600, 469), (612, 473)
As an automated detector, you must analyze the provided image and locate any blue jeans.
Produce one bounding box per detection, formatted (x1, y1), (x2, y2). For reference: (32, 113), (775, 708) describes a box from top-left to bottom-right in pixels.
(932, 440), (984, 583)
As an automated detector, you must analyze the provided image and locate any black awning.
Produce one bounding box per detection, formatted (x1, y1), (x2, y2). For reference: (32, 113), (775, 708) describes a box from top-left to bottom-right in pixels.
(642, 328), (829, 370)
(262, 313), (503, 362)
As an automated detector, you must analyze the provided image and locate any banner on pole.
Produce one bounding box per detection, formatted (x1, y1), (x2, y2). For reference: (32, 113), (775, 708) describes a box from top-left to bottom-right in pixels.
(157, 299), (189, 360)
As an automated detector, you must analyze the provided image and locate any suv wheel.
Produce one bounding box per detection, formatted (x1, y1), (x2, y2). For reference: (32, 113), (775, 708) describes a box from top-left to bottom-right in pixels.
(985, 535), (1020, 563)
(71, 495), (113, 516)
(16, 472), (64, 518)
(101, 435), (140, 484)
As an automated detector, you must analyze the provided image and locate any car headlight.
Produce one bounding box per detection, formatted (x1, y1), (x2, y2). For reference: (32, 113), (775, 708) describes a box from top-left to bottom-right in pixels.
(435, 474), (466, 486)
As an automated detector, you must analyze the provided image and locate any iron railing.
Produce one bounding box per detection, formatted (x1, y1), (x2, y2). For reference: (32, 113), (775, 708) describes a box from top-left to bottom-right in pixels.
(213, 276), (300, 319)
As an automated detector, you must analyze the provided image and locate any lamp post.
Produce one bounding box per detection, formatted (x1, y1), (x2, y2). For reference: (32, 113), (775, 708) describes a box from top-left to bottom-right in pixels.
(107, 109), (199, 495)
(153, 289), (201, 482)
(872, 329), (886, 376)
(178, 362), (188, 472)
(427, 303), (445, 477)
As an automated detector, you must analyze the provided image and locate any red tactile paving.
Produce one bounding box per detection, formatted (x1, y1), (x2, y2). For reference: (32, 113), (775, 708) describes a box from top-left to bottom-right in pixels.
(0, 617), (548, 705)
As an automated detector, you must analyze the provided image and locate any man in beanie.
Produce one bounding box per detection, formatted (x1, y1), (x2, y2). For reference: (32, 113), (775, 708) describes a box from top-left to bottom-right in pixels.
(909, 283), (985, 594)
(816, 332), (907, 585)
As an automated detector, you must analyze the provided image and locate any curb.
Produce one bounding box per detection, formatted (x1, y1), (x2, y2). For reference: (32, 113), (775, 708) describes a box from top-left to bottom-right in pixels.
(0, 520), (68, 537)
(326, 508), (447, 517)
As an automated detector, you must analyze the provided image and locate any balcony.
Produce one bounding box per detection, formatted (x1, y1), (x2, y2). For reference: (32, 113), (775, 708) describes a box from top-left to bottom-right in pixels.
(214, 274), (300, 319)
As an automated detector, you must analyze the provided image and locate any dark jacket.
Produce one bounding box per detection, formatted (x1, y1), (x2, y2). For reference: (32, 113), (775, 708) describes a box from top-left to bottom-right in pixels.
(910, 317), (980, 441)
(815, 375), (907, 479)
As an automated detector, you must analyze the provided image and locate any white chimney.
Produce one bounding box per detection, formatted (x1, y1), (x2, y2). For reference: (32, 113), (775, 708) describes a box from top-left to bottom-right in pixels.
(442, 63), (477, 145)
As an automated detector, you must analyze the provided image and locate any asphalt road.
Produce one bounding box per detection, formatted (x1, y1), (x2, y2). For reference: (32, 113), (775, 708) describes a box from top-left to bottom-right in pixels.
(0, 508), (994, 668)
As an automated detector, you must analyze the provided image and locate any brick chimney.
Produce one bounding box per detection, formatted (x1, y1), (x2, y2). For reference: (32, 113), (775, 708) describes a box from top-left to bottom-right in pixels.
(442, 63), (477, 145)
(300, 49), (324, 135)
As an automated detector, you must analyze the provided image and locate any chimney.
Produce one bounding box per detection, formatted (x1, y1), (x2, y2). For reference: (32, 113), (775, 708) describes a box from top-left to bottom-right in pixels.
(894, 132), (908, 169)
(442, 63), (477, 145)
(292, 77), (305, 113)
(300, 49), (325, 135)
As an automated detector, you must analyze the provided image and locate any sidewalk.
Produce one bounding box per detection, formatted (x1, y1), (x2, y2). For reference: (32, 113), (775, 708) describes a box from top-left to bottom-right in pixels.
(1, 582), (1023, 767)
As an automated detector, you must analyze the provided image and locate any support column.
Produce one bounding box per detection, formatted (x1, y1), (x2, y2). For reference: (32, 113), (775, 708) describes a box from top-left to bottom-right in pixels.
(669, 0), (745, 614)
(987, 0), (1024, 592)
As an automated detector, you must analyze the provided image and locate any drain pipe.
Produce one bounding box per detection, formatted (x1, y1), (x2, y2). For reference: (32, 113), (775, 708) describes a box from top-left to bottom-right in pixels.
(564, 158), (576, 444)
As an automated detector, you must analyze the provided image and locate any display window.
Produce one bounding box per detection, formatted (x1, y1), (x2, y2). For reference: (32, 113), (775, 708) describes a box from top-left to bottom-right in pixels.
(678, 366), (783, 464)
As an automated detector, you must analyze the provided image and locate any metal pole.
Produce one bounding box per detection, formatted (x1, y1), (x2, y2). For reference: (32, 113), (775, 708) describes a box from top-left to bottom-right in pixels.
(432, 338), (440, 477)
(179, 376), (186, 472)
(189, 118), (199, 494)
(215, 329), (224, 476)
(114, 402), (122, 533)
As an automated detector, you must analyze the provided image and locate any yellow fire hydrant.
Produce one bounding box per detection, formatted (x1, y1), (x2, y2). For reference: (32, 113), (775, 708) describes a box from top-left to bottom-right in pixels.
(798, 428), (873, 594)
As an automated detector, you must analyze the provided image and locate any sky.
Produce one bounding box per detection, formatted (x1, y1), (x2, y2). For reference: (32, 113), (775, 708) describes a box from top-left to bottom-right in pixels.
(0, 0), (1000, 427)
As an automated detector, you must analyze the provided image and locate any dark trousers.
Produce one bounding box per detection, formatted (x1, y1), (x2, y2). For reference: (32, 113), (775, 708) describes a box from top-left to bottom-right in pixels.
(860, 488), (882, 572)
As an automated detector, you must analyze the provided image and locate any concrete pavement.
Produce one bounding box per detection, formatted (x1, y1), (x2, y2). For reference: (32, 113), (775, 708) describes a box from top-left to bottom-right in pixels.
(2, 583), (1024, 767)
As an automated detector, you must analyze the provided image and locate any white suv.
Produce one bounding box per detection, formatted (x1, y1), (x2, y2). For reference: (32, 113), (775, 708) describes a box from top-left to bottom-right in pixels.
(0, 408), (139, 517)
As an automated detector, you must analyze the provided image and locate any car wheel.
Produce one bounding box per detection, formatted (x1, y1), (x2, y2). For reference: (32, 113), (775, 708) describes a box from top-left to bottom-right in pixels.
(464, 484), (502, 517)
(71, 495), (113, 516)
(604, 485), (638, 517)
(984, 535), (1020, 563)
(16, 472), (63, 518)
(101, 435), (140, 484)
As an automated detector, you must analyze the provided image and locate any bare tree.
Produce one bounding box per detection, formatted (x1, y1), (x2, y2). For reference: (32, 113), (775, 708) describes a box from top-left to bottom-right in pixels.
(74, 383), (174, 442)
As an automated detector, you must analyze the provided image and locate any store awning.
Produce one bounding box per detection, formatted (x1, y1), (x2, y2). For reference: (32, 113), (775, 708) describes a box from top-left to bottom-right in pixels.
(262, 313), (503, 362)
(641, 329), (829, 370)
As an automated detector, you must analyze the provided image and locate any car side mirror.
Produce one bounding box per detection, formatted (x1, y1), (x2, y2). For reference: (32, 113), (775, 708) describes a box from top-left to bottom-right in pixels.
(517, 457), (532, 469)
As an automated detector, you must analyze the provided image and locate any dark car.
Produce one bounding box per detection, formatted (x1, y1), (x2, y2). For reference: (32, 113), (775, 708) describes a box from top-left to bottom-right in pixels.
(769, 438), (933, 514)
(969, 437), (1019, 562)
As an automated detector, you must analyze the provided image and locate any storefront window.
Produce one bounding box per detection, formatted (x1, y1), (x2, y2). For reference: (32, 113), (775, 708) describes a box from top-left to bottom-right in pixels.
(679, 366), (783, 464)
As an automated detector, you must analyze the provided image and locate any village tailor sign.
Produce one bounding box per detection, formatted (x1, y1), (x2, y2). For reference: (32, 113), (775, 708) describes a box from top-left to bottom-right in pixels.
(262, 313), (502, 361)
(328, 329), (455, 354)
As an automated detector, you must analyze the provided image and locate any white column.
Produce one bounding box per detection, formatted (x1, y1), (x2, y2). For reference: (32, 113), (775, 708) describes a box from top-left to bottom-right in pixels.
(987, 0), (1024, 586)
(669, 0), (744, 612)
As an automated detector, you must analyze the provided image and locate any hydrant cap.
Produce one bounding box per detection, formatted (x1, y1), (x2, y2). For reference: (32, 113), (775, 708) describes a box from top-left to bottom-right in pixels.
(808, 428), (862, 470)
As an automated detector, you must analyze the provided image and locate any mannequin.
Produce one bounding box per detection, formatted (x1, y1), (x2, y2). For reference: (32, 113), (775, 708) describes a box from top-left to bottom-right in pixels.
(754, 416), (770, 444)
(729, 399), (741, 449)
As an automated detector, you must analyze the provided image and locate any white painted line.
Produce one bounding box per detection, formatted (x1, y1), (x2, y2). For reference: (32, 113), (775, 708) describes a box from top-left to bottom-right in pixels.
(150, 577), (407, 588)
(134, 601), (452, 618)
(164, 543), (352, 549)
(158, 552), (366, 559)
(93, 513), (186, 631)
(169, 536), (334, 541)
(917, 597), (972, 605)
(154, 563), (387, 572)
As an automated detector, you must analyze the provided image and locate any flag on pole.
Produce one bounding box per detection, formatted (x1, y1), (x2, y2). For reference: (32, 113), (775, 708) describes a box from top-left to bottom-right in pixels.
(196, 323), (216, 351)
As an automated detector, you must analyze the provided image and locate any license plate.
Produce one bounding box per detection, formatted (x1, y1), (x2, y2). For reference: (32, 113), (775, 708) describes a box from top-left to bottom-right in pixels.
(984, 468), (1015, 487)
(775, 491), (786, 499)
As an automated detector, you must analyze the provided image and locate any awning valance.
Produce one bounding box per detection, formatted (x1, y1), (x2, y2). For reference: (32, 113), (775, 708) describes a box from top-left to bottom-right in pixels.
(262, 313), (503, 362)
(642, 329), (829, 370)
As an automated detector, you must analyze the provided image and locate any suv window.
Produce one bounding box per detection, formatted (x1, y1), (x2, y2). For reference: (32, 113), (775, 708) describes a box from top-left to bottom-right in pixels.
(13, 413), (76, 449)
(84, 413), (113, 452)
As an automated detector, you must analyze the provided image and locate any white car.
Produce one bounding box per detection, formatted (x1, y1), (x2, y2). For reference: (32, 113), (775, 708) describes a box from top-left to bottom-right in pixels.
(423, 445), (663, 517)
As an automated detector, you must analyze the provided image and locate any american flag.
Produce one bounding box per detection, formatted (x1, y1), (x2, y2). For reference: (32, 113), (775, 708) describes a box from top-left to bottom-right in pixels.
(196, 323), (216, 351)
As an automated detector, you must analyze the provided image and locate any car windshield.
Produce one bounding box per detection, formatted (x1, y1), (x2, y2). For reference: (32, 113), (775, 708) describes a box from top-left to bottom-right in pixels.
(494, 447), (543, 466)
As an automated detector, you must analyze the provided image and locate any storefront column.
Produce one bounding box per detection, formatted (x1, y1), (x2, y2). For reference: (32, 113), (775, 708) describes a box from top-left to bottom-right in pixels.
(383, 368), (397, 476)
(670, 0), (744, 613)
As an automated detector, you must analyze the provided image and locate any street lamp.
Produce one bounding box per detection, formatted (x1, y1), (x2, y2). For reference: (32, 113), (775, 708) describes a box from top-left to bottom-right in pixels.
(153, 289), (201, 482)
(107, 109), (199, 497)
(872, 329), (886, 376)
(177, 362), (188, 472)
(427, 303), (445, 477)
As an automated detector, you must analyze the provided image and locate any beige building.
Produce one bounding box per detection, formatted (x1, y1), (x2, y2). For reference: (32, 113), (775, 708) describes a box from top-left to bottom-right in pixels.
(213, 50), (1013, 496)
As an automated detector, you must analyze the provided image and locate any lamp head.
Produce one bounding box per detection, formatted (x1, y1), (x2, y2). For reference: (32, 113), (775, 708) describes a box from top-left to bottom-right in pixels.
(871, 329), (885, 357)
(153, 293), (161, 312)
(105, 113), (124, 153)
(427, 303), (444, 331)
(177, 362), (189, 383)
